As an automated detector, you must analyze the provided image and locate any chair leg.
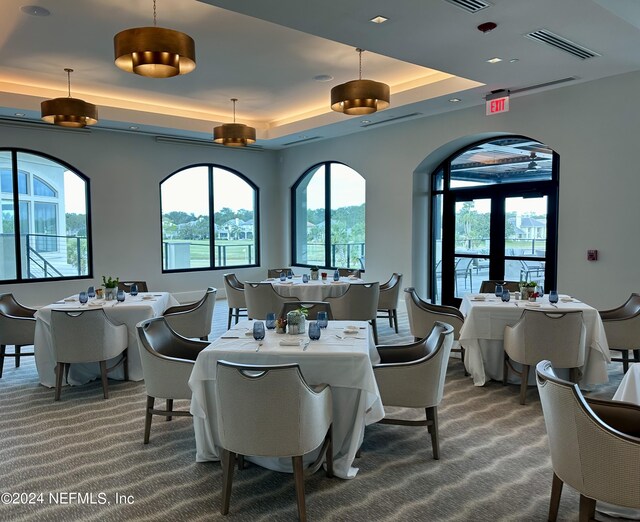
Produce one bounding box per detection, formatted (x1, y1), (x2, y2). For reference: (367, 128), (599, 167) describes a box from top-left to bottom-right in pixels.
(99, 360), (109, 399)
(426, 406), (439, 460)
(0, 345), (5, 378)
(220, 449), (236, 515)
(123, 349), (129, 381)
(569, 367), (579, 384)
(503, 354), (509, 386)
(325, 426), (334, 478)
(292, 455), (307, 522)
(578, 494), (596, 522)
(387, 310), (393, 328)
(15, 345), (21, 367)
(549, 472), (563, 521)
(371, 319), (379, 345)
(55, 362), (64, 401)
(166, 399), (173, 421)
(227, 308), (233, 330)
(393, 309), (399, 333)
(144, 396), (155, 444)
(621, 350), (630, 373)
(634, 349), (640, 364)
(519, 365), (530, 405)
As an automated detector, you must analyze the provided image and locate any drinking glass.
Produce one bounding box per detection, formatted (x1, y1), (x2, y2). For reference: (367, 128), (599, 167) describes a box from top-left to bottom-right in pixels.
(279, 272), (287, 282)
(501, 290), (511, 302)
(536, 285), (544, 298)
(79, 291), (88, 304)
(302, 274), (309, 283)
(308, 321), (321, 340)
(265, 312), (276, 330)
(253, 321), (266, 340)
(116, 289), (126, 303)
(333, 270), (340, 281)
(130, 284), (139, 296)
(287, 270), (293, 279)
(316, 311), (328, 329)
(87, 286), (96, 299)
(548, 290), (559, 304)
(494, 284), (504, 298)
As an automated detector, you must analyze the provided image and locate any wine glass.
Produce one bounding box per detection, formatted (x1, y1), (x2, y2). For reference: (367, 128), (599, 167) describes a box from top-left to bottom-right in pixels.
(333, 270), (340, 281)
(494, 284), (504, 298)
(252, 321), (266, 340)
(87, 286), (96, 299)
(287, 270), (293, 279)
(116, 289), (126, 303)
(316, 311), (328, 329)
(308, 321), (321, 340)
(549, 290), (559, 304)
(78, 291), (88, 305)
(536, 285), (544, 298)
(279, 272), (287, 282)
(265, 312), (276, 330)
(501, 289), (511, 302)
(302, 274), (309, 283)
(130, 284), (139, 296)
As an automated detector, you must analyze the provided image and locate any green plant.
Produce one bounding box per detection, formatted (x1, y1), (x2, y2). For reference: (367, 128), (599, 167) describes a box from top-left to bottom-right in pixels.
(310, 266), (319, 272)
(520, 281), (537, 288)
(102, 276), (119, 288)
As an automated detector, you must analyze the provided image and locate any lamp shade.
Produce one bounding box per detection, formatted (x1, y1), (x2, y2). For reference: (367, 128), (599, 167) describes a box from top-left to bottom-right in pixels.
(213, 123), (256, 147)
(41, 97), (98, 128)
(330, 79), (390, 115)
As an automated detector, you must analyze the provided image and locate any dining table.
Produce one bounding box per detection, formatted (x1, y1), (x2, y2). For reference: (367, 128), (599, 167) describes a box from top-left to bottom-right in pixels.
(261, 276), (363, 302)
(459, 294), (610, 388)
(188, 319), (383, 479)
(34, 292), (179, 387)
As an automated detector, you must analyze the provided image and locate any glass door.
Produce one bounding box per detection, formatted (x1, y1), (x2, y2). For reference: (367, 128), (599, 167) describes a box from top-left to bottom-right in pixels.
(453, 198), (490, 300)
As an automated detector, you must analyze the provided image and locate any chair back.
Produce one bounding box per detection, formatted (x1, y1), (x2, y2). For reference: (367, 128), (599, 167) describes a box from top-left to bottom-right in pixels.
(51, 309), (127, 363)
(337, 268), (361, 278)
(504, 310), (586, 368)
(404, 287), (463, 339)
(223, 273), (246, 309)
(0, 293), (36, 345)
(118, 281), (149, 293)
(280, 301), (333, 320)
(164, 287), (216, 339)
(536, 360), (640, 508)
(599, 294), (640, 348)
(326, 282), (379, 321)
(267, 268), (292, 278)
(245, 282), (298, 320)
(378, 273), (403, 309)
(479, 280), (520, 293)
(215, 361), (332, 457)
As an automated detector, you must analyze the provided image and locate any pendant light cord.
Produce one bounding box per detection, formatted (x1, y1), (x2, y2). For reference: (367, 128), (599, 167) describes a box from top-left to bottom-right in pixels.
(356, 48), (364, 80)
(64, 68), (73, 97)
(231, 98), (238, 123)
(153, 0), (157, 26)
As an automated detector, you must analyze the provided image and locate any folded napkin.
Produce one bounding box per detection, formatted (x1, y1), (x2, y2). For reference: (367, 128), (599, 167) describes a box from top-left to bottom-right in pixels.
(560, 297), (576, 303)
(279, 339), (303, 346)
(63, 298), (77, 302)
(348, 275), (359, 280)
(266, 278), (276, 281)
(88, 302), (103, 307)
(471, 296), (486, 301)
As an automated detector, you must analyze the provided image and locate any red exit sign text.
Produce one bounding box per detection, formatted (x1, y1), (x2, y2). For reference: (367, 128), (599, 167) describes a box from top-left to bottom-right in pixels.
(486, 96), (509, 115)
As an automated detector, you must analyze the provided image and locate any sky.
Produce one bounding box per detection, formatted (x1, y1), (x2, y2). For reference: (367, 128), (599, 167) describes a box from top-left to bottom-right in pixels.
(64, 171), (87, 214)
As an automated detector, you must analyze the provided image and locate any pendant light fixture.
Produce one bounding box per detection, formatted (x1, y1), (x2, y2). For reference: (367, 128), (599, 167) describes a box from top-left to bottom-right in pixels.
(331, 48), (390, 115)
(114, 0), (196, 78)
(213, 99), (256, 147)
(41, 68), (98, 128)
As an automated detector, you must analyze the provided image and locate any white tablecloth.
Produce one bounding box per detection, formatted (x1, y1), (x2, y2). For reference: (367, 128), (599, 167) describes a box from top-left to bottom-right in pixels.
(613, 363), (640, 403)
(189, 320), (383, 479)
(459, 294), (610, 388)
(34, 292), (178, 387)
(262, 277), (361, 302)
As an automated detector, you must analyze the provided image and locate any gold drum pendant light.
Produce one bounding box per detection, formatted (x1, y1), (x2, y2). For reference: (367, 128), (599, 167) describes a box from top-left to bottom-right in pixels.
(331, 48), (390, 115)
(41, 68), (98, 128)
(114, 0), (195, 78)
(213, 99), (256, 147)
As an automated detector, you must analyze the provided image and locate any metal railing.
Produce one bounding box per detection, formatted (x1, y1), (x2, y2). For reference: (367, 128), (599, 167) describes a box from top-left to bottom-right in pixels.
(162, 241), (255, 269)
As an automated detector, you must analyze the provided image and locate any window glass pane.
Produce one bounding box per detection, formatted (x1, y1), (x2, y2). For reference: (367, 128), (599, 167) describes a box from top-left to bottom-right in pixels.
(0, 153), (18, 279)
(505, 196), (547, 257)
(330, 164), (365, 269)
(433, 193), (443, 303)
(161, 166), (210, 270)
(455, 199), (491, 254)
(294, 165), (325, 266)
(33, 176), (57, 197)
(213, 168), (256, 267)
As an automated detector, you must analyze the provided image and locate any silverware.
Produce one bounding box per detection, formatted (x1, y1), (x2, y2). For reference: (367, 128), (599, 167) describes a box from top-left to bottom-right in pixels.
(302, 341), (310, 351)
(255, 342), (263, 352)
(221, 336), (240, 339)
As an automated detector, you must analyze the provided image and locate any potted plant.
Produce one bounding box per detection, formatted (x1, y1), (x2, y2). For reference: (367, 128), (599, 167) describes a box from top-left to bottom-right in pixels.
(310, 266), (319, 280)
(286, 307), (308, 334)
(102, 276), (119, 300)
(519, 281), (537, 300)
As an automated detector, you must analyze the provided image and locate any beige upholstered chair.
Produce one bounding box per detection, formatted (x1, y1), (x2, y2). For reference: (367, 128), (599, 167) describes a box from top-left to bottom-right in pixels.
(280, 301), (333, 320)
(136, 317), (208, 443)
(117, 280), (148, 293)
(373, 321), (454, 459)
(504, 310), (586, 405)
(163, 287), (216, 340)
(50, 309), (128, 401)
(216, 360), (333, 520)
(337, 268), (361, 278)
(223, 273), (247, 329)
(268, 268), (292, 278)
(599, 293), (640, 373)
(0, 293), (36, 378)
(536, 360), (640, 521)
(326, 282), (380, 344)
(244, 282), (299, 320)
(404, 287), (466, 373)
(478, 280), (520, 294)
(377, 273), (403, 333)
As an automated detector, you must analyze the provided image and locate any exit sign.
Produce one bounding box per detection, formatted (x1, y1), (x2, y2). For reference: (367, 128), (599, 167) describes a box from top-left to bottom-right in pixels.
(486, 94), (509, 115)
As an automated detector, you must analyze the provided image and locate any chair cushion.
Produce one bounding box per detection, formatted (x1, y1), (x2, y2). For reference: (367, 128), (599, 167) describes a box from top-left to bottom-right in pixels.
(585, 398), (640, 438)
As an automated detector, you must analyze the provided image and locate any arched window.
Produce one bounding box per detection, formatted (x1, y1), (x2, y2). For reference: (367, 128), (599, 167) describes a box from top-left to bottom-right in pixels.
(431, 136), (559, 305)
(0, 149), (91, 282)
(292, 162), (365, 270)
(160, 164), (259, 272)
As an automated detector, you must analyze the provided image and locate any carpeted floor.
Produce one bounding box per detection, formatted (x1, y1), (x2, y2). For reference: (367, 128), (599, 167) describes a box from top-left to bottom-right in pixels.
(0, 299), (630, 521)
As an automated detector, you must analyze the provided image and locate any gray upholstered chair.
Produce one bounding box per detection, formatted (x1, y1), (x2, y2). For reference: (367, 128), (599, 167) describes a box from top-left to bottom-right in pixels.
(223, 273), (247, 329)
(404, 287), (466, 373)
(216, 360), (333, 520)
(326, 282), (380, 344)
(0, 293), (36, 378)
(478, 280), (520, 294)
(377, 273), (403, 333)
(163, 287), (216, 340)
(536, 360), (640, 521)
(50, 309), (128, 401)
(504, 310), (586, 405)
(136, 317), (208, 443)
(599, 293), (640, 373)
(244, 282), (299, 320)
(267, 268), (292, 278)
(118, 280), (149, 293)
(373, 321), (454, 459)
(280, 301), (333, 320)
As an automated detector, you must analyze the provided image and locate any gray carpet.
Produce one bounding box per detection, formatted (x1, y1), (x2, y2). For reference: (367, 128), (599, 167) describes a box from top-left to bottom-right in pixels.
(0, 300), (629, 521)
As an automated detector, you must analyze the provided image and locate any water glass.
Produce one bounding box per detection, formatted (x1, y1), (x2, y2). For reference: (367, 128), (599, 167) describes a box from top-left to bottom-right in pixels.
(302, 274), (309, 283)
(308, 321), (321, 340)
(116, 289), (126, 303)
(287, 270), (293, 279)
(494, 284), (504, 298)
(333, 270), (340, 281)
(87, 286), (96, 299)
(265, 312), (276, 329)
(253, 321), (266, 340)
(501, 290), (511, 302)
(548, 290), (559, 304)
(79, 291), (88, 305)
(536, 285), (544, 298)
(279, 272), (287, 282)
(316, 311), (328, 329)
(130, 284), (139, 296)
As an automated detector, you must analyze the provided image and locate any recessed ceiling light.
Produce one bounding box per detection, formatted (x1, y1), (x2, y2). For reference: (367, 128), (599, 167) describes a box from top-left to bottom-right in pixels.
(370, 15), (388, 24)
(14, 113), (25, 117)
(313, 74), (333, 82)
(509, 58), (519, 63)
(361, 120), (371, 124)
(486, 57), (502, 64)
(448, 98), (462, 103)
(129, 126), (139, 130)
(20, 5), (50, 16)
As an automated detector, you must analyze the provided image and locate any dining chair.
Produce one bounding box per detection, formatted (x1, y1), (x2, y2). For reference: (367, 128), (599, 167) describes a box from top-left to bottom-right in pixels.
(504, 310), (586, 405)
(0, 293), (36, 378)
(404, 287), (466, 374)
(280, 301), (333, 320)
(598, 293), (640, 373)
(326, 282), (380, 344)
(118, 280), (149, 293)
(268, 268), (293, 278)
(223, 273), (248, 329)
(377, 273), (403, 333)
(244, 282), (299, 320)
(536, 360), (640, 521)
(478, 280), (520, 294)
(337, 268), (361, 278)
(216, 360), (333, 521)
(373, 321), (454, 459)
(50, 309), (128, 401)
(136, 317), (208, 443)
(163, 287), (216, 340)
(454, 257), (474, 294)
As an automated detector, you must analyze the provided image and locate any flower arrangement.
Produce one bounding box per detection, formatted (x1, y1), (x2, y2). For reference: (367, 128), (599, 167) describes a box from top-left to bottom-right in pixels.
(310, 266), (319, 280)
(286, 308), (307, 334)
(275, 317), (287, 334)
(520, 281), (538, 300)
(102, 276), (119, 288)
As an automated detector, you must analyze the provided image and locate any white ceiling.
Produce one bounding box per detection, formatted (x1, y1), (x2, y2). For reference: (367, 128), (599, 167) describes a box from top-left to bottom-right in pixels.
(1, 0), (640, 149)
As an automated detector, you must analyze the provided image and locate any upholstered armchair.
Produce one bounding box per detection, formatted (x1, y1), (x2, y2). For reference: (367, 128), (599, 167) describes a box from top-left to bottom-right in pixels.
(599, 293), (640, 373)
(163, 287), (216, 340)
(0, 293), (36, 378)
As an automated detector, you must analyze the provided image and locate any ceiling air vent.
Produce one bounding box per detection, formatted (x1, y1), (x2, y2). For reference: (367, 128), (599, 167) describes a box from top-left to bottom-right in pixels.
(361, 112), (423, 128)
(524, 29), (600, 60)
(281, 136), (322, 147)
(443, 0), (491, 14)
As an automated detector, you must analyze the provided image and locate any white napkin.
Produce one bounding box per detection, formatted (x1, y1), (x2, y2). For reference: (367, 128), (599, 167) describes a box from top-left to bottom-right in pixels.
(279, 339), (303, 346)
